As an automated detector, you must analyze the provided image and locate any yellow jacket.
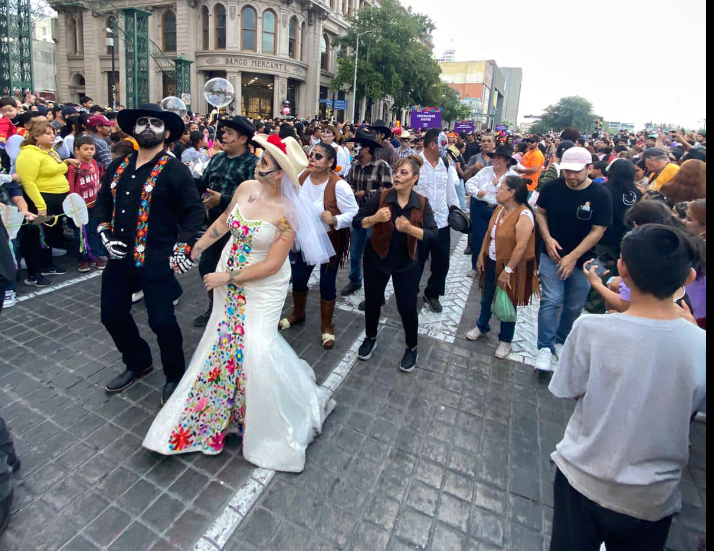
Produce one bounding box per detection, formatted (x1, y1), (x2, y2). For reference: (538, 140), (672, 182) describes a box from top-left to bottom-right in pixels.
(16, 145), (70, 210)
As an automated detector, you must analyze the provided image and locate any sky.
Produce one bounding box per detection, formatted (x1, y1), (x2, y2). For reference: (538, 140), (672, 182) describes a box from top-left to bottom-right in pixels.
(403, 0), (707, 129)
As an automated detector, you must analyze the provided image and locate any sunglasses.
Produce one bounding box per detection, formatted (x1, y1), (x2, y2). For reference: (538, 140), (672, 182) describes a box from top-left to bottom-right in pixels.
(135, 117), (165, 130)
(310, 152), (326, 161)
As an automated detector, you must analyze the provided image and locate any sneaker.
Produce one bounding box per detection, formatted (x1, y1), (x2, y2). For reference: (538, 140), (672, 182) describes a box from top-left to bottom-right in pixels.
(466, 327), (487, 341)
(400, 348), (418, 373)
(93, 257), (108, 270)
(464, 245), (472, 256)
(534, 348), (555, 373)
(24, 275), (53, 288)
(3, 290), (17, 309)
(424, 296), (443, 314)
(78, 260), (91, 273)
(357, 337), (377, 361)
(495, 342), (512, 360)
(466, 269), (478, 279)
(132, 291), (144, 304)
(41, 265), (68, 276)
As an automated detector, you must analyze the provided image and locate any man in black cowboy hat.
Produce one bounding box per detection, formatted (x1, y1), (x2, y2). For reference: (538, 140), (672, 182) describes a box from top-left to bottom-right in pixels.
(193, 115), (258, 327)
(96, 103), (204, 404)
(341, 129), (393, 297)
(369, 120), (399, 167)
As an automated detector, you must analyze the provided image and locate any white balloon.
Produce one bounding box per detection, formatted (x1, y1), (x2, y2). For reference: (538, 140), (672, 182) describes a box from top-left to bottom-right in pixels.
(161, 96), (188, 118)
(203, 78), (235, 108)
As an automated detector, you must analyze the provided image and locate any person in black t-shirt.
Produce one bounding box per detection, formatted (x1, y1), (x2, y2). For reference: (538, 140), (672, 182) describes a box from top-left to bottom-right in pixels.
(534, 147), (613, 373)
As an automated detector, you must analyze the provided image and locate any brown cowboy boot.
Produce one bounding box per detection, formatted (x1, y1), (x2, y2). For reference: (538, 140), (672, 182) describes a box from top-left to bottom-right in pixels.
(320, 299), (337, 349)
(279, 291), (308, 330)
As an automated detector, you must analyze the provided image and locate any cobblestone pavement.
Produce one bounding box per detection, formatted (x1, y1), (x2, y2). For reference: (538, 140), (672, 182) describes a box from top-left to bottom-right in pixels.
(0, 234), (706, 551)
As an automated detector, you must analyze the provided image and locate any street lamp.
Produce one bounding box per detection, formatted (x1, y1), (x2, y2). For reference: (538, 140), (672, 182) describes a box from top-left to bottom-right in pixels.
(352, 29), (374, 124)
(106, 26), (116, 110)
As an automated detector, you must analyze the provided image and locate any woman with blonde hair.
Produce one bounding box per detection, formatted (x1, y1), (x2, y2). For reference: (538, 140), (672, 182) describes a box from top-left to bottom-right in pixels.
(16, 120), (79, 286)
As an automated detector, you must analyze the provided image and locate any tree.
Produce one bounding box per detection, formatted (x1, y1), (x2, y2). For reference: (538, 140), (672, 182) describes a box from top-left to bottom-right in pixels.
(530, 96), (595, 134)
(438, 83), (470, 123)
(331, 0), (442, 115)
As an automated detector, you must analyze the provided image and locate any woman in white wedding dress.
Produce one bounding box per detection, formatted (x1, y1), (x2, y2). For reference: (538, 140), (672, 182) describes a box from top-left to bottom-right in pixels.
(143, 135), (335, 473)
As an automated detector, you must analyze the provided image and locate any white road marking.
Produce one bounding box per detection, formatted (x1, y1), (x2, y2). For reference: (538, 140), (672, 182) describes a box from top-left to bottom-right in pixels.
(16, 271), (102, 302)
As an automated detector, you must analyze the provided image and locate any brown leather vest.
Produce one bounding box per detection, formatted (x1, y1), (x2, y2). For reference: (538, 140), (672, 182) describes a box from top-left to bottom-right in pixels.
(370, 189), (425, 260)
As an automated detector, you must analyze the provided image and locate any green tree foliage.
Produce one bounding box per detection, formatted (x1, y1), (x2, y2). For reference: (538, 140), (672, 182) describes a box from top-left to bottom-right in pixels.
(332, 0), (442, 113)
(531, 96), (596, 134)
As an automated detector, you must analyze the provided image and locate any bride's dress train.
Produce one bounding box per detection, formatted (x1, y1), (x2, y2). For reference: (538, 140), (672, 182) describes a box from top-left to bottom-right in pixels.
(143, 204), (334, 473)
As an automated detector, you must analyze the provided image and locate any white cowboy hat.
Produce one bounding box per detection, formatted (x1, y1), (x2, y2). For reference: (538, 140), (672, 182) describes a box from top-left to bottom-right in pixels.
(251, 134), (308, 190)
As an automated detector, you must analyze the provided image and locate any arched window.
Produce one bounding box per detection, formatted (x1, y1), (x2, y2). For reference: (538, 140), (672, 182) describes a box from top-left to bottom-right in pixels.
(67, 16), (77, 55)
(106, 18), (116, 55)
(262, 10), (276, 55)
(163, 11), (177, 52)
(288, 17), (298, 59)
(241, 7), (257, 51)
(201, 6), (209, 50)
(300, 22), (306, 62)
(214, 4), (226, 49)
(321, 35), (329, 71)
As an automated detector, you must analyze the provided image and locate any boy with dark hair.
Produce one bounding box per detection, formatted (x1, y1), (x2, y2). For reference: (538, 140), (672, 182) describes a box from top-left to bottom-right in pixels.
(549, 224), (706, 551)
(589, 161), (608, 183)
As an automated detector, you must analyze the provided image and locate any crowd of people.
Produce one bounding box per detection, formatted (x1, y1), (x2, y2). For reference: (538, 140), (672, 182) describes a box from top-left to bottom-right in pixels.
(0, 93), (707, 551)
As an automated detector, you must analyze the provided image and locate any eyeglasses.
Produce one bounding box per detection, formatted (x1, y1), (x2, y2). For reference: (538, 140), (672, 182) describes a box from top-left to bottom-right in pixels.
(135, 117), (165, 130)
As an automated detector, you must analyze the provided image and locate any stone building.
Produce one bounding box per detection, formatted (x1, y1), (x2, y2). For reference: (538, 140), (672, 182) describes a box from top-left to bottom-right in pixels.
(49, 0), (380, 120)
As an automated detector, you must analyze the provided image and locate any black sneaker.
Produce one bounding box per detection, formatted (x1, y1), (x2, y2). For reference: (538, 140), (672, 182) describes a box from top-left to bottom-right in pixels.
(341, 282), (362, 297)
(194, 307), (212, 328)
(424, 296), (443, 314)
(400, 348), (418, 373)
(357, 338), (377, 361)
(0, 489), (13, 538)
(24, 275), (53, 288)
(41, 265), (68, 276)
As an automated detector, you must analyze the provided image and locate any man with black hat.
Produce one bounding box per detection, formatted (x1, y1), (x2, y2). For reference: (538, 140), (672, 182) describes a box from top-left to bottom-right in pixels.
(369, 120), (399, 167)
(341, 129), (393, 297)
(96, 103), (205, 404)
(193, 115), (258, 327)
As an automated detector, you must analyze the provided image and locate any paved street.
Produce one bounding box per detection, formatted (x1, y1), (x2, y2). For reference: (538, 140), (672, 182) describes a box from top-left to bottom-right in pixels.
(0, 236), (706, 551)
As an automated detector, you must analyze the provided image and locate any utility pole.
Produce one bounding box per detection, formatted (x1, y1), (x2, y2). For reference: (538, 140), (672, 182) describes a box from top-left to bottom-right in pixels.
(352, 29), (374, 124)
(106, 24), (116, 110)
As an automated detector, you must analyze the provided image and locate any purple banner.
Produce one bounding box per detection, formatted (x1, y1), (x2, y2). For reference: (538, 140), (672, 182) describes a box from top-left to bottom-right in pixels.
(409, 110), (442, 130)
(454, 121), (475, 133)
(495, 124), (509, 133)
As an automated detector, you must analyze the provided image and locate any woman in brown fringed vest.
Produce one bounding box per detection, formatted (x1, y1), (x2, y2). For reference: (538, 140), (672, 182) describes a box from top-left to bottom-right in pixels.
(353, 156), (438, 373)
(279, 143), (359, 349)
(467, 176), (539, 359)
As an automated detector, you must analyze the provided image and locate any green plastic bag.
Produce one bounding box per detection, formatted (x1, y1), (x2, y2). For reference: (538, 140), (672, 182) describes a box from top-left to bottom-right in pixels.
(493, 287), (518, 323)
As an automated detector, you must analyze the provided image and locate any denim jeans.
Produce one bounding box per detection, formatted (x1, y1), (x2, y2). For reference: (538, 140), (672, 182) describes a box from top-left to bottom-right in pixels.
(478, 259), (516, 343)
(470, 198), (496, 270)
(537, 253), (592, 353)
(0, 416), (17, 500)
(349, 226), (371, 286)
(291, 253), (339, 301)
(455, 179), (467, 211)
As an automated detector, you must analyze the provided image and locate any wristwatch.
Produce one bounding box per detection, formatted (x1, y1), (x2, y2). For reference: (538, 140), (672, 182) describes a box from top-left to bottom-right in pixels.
(504, 266), (514, 275)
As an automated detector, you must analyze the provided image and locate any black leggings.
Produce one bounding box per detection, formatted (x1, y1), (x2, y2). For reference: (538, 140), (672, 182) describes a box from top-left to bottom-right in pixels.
(21, 192), (68, 277)
(364, 257), (420, 349)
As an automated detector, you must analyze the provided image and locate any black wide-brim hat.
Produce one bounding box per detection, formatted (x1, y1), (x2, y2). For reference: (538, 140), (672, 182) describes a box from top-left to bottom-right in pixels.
(345, 129), (383, 150)
(117, 103), (185, 144)
(218, 115), (256, 141)
(493, 146), (516, 165)
(368, 120), (393, 139)
(448, 207), (471, 234)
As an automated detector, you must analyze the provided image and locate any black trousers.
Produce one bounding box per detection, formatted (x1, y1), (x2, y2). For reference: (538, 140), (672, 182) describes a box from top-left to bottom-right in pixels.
(100, 259), (186, 382)
(551, 469), (673, 551)
(21, 192), (68, 277)
(365, 258), (420, 349)
(198, 232), (230, 306)
(417, 226), (451, 299)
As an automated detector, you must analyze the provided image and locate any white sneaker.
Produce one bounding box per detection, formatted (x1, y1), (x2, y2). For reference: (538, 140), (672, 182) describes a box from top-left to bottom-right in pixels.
(495, 342), (512, 359)
(466, 269), (478, 279)
(466, 327), (487, 341)
(3, 290), (17, 309)
(534, 348), (555, 373)
(132, 291), (144, 304)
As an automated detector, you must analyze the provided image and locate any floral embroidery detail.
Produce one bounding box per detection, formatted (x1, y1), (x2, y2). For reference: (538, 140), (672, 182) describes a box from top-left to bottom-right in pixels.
(167, 206), (262, 454)
(173, 242), (192, 256)
(98, 222), (112, 233)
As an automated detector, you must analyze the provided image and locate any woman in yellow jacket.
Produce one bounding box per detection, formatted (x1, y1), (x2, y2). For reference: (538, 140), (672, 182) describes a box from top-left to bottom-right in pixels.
(16, 120), (78, 286)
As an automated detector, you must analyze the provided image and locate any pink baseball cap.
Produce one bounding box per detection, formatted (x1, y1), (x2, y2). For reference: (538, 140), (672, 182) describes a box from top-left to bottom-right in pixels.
(87, 114), (116, 129)
(559, 147), (593, 172)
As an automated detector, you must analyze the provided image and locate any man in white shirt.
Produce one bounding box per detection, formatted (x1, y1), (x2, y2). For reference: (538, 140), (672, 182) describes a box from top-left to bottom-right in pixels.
(465, 146), (519, 277)
(415, 129), (460, 313)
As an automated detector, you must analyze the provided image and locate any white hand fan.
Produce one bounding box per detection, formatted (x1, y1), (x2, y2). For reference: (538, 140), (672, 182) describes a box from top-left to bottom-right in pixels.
(63, 193), (89, 226)
(1, 204), (25, 240)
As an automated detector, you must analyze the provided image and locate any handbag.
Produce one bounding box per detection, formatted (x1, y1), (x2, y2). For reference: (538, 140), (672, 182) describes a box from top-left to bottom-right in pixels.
(0, 216), (17, 289)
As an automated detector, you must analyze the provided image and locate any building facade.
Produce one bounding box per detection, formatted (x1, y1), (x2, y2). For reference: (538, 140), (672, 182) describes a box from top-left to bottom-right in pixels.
(500, 67), (522, 129)
(33, 17), (59, 98)
(50, 0), (377, 120)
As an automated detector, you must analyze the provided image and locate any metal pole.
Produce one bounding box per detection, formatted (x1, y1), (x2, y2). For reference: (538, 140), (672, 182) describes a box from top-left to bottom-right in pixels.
(352, 35), (359, 124)
(109, 26), (116, 110)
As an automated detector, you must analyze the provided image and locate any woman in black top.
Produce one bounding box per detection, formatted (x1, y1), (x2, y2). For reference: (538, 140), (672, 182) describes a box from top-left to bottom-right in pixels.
(353, 156), (438, 373)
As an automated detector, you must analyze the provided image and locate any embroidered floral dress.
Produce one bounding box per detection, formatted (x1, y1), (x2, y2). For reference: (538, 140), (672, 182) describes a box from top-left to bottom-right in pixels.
(143, 203), (334, 473)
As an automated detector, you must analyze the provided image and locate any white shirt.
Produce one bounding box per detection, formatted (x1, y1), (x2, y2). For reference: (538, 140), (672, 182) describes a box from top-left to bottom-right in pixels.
(415, 152), (460, 229)
(331, 143), (351, 178)
(488, 208), (534, 260)
(301, 174), (359, 232)
(465, 166), (519, 207)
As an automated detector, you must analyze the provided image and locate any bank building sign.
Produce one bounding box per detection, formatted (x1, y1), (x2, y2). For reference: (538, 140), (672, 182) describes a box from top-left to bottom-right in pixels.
(203, 55), (308, 78)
